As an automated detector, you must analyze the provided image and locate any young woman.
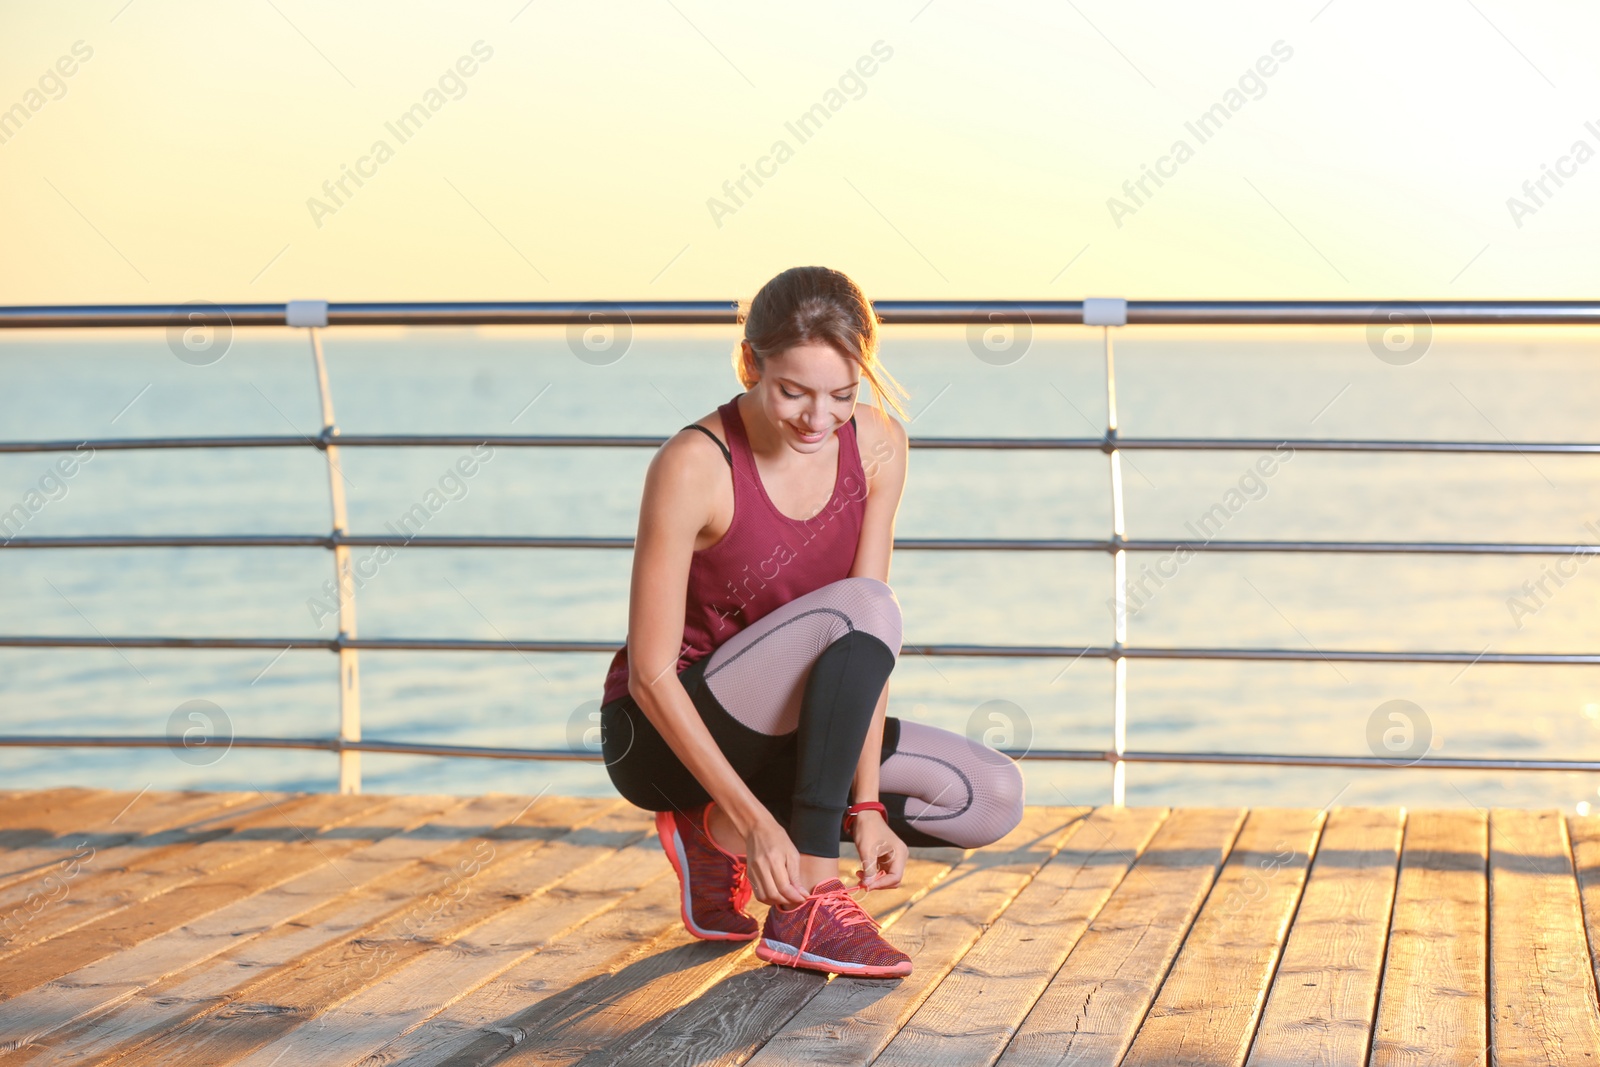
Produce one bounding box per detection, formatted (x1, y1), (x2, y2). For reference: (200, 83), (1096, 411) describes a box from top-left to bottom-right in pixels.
(597, 266), (1024, 979)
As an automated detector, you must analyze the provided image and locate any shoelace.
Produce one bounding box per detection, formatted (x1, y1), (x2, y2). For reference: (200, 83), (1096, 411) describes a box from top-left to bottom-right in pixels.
(690, 812), (752, 915)
(727, 855), (752, 911)
(820, 884), (881, 929)
(793, 883), (881, 958)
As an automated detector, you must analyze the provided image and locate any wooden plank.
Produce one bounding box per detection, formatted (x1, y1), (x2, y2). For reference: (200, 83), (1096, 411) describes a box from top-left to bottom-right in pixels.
(996, 807), (1247, 1067)
(634, 806), (1106, 1067)
(338, 847), (691, 1066)
(5, 796), (626, 1066)
(1370, 810), (1487, 1067)
(1245, 807), (1403, 1067)
(0, 793), (436, 1051)
(1489, 808), (1600, 1065)
(0, 791), (263, 962)
(366, 842), (968, 1067)
(1120, 807), (1325, 1067)
(1570, 813), (1600, 1053)
(0, 789), (113, 827)
(0, 790), (113, 831)
(0, 790), (257, 890)
(195, 809), (682, 1067)
(0, 792), (325, 959)
(0, 791), (298, 933)
(865, 807), (1168, 1067)
(0, 790), (130, 854)
(0, 792), (403, 1003)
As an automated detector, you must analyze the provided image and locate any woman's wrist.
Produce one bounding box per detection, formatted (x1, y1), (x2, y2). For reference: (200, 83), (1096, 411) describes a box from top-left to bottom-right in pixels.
(844, 800), (888, 835)
(721, 792), (776, 837)
(848, 808), (887, 836)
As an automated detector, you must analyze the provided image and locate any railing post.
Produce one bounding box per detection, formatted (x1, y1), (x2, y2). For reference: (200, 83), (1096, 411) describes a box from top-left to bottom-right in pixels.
(290, 300), (362, 794)
(1086, 298), (1129, 807)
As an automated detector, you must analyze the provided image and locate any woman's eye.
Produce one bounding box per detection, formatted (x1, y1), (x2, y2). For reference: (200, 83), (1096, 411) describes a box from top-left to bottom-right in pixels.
(781, 388), (853, 401)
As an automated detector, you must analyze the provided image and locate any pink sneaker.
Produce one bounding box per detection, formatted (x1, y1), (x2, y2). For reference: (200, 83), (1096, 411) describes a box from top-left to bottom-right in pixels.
(655, 802), (758, 941)
(755, 878), (912, 978)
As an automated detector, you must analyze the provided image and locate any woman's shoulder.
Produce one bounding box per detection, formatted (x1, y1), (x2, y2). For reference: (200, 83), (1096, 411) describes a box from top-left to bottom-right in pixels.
(850, 399), (901, 436)
(850, 401), (907, 481)
(679, 409), (731, 456)
(642, 414), (733, 535)
(657, 409), (732, 474)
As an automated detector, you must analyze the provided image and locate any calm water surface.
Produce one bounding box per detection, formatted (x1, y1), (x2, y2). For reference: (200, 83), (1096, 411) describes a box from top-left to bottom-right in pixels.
(1, 324), (1597, 811)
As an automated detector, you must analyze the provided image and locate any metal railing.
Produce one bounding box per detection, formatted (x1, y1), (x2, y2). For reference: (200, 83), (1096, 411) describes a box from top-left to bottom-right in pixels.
(2, 299), (1597, 802)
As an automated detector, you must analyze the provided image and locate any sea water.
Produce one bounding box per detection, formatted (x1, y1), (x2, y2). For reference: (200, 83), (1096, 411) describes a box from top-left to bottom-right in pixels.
(1, 323), (1596, 812)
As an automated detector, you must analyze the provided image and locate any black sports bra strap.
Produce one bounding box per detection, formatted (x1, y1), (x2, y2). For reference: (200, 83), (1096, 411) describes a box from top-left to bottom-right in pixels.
(683, 423), (733, 468)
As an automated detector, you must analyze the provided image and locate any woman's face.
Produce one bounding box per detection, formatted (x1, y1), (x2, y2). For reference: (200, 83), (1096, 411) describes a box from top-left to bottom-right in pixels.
(750, 342), (861, 453)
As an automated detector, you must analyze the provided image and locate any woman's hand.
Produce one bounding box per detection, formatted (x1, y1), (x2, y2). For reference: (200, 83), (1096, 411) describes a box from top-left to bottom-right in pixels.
(851, 809), (907, 891)
(743, 811), (810, 908)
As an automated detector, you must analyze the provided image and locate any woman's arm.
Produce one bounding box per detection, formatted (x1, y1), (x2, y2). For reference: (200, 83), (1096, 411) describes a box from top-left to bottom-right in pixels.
(846, 406), (910, 887)
(847, 404), (910, 590)
(627, 429), (809, 906)
(848, 404), (910, 797)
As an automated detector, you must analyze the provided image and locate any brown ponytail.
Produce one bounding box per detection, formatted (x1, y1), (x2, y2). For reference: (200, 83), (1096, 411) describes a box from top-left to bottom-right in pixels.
(732, 266), (911, 422)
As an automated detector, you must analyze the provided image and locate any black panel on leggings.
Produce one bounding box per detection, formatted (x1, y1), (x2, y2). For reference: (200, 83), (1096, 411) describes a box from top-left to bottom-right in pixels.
(602, 629), (926, 857)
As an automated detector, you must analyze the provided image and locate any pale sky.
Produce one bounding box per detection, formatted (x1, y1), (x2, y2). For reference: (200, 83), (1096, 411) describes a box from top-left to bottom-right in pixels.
(2, 0), (1597, 304)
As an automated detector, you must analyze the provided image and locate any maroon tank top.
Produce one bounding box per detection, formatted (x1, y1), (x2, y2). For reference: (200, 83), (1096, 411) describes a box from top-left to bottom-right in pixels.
(600, 393), (868, 706)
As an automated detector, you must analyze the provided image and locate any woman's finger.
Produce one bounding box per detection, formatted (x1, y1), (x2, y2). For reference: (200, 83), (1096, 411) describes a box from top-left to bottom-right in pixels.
(764, 870), (795, 907)
(857, 839), (889, 888)
(755, 847), (799, 907)
(885, 843), (906, 886)
(782, 849), (809, 906)
(853, 844), (878, 888)
(748, 861), (778, 906)
(771, 874), (803, 906)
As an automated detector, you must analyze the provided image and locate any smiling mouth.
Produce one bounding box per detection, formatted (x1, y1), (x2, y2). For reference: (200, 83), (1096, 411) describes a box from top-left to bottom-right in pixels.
(792, 425), (829, 440)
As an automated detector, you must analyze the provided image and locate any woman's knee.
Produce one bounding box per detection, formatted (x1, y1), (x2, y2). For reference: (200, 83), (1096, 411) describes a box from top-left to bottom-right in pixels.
(828, 576), (902, 657)
(887, 720), (1025, 849)
(939, 748), (1023, 848)
(708, 576), (901, 672)
(986, 753), (1026, 839)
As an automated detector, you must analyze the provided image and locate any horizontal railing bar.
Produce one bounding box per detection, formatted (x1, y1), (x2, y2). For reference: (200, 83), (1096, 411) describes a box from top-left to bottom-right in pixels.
(6, 300), (1600, 329)
(0, 436), (313, 453)
(0, 634), (1593, 664)
(0, 735), (596, 762)
(1120, 302), (1600, 326)
(0, 636), (621, 652)
(1109, 539), (1600, 556)
(4, 533), (1598, 557)
(1012, 749), (1600, 771)
(3, 734), (1599, 772)
(5, 433), (1600, 456)
(0, 534), (635, 550)
(1013, 646), (1600, 665)
(0, 303), (741, 329)
(1122, 437), (1600, 455)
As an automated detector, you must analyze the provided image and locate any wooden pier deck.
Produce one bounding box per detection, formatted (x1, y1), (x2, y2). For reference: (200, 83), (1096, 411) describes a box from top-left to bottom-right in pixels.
(1, 789), (1598, 1065)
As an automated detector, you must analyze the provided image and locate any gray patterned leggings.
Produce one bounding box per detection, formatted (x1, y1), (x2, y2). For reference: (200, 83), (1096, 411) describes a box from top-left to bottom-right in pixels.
(601, 576), (1025, 856)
